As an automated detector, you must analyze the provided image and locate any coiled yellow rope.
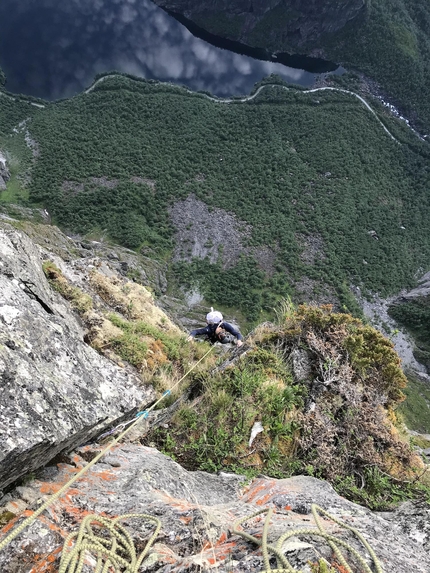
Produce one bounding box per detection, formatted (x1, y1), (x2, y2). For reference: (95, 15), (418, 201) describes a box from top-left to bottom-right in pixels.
(232, 504), (383, 573)
(58, 513), (161, 573)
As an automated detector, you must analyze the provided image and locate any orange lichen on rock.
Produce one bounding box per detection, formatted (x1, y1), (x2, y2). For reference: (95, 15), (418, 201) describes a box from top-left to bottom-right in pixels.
(25, 545), (63, 573)
(243, 479), (277, 504)
(89, 469), (116, 482)
(179, 516), (192, 525)
(39, 483), (62, 495)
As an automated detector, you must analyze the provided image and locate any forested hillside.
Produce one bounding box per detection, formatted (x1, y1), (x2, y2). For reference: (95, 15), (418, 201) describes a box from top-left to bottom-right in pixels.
(155, 0), (430, 132)
(324, 0), (430, 132)
(1, 75), (430, 322)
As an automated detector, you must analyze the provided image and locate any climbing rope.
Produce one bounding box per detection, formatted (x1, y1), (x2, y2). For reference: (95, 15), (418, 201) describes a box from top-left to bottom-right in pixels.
(232, 504), (383, 573)
(0, 342), (385, 573)
(0, 346), (214, 557)
(58, 513), (161, 573)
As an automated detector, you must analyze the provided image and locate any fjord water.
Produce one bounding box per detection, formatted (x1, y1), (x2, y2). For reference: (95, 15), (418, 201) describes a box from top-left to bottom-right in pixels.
(0, 0), (339, 101)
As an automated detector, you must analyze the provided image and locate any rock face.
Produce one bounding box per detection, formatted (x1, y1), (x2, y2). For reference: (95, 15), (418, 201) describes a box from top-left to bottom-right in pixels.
(154, 0), (365, 51)
(170, 194), (253, 267)
(169, 194), (276, 273)
(0, 224), (154, 491)
(395, 271), (430, 302)
(388, 271), (430, 375)
(0, 444), (429, 572)
(0, 151), (10, 190)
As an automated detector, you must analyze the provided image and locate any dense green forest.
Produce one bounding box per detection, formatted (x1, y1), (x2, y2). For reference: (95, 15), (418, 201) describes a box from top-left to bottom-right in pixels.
(176, 0), (430, 132)
(296, 0), (430, 133)
(1, 75), (430, 321)
(323, 0), (430, 133)
(262, 0), (430, 132)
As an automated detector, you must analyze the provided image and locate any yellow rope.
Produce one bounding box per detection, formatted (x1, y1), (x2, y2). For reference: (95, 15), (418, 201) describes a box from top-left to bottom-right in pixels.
(232, 504), (384, 573)
(0, 346), (213, 555)
(1, 344), (384, 573)
(58, 513), (161, 573)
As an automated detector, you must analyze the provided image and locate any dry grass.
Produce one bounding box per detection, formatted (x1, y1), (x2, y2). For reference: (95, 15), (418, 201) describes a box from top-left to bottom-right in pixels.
(89, 272), (179, 332)
(42, 261), (92, 314)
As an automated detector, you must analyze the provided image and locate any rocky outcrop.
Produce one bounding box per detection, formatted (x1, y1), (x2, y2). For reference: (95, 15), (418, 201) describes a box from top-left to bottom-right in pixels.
(387, 272), (430, 375)
(169, 194), (276, 273)
(0, 223), (155, 491)
(154, 0), (365, 51)
(1, 444), (429, 572)
(394, 271), (430, 302)
(0, 151), (10, 190)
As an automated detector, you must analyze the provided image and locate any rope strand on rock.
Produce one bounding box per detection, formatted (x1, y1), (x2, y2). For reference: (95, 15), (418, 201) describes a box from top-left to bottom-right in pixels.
(232, 504), (383, 573)
(0, 346), (214, 555)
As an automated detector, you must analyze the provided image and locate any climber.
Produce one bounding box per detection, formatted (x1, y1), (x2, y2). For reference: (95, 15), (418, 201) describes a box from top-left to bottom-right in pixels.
(188, 309), (244, 347)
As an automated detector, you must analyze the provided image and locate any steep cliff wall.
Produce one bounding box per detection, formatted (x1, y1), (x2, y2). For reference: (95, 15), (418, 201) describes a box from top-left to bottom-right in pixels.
(0, 222), (157, 490)
(153, 0), (366, 50)
(0, 220), (429, 571)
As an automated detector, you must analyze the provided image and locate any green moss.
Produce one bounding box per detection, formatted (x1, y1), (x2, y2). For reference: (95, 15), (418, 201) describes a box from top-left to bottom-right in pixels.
(110, 333), (148, 368)
(334, 465), (430, 511)
(310, 559), (338, 573)
(109, 314), (187, 361)
(344, 324), (407, 405)
(0, 511), (16, 527)
(106, 314), (203, 379)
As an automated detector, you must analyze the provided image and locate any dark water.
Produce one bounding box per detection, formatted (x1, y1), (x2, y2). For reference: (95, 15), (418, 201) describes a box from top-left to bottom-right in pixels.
(0, 0), (343, 101)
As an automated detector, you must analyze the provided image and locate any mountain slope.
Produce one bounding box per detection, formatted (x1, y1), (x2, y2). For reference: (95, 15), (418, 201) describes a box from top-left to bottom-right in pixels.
(154, 0), (430, 132)
(2, 75), (429, 323)
(154, 0), (365, 48)
(0, 218), (427, 514)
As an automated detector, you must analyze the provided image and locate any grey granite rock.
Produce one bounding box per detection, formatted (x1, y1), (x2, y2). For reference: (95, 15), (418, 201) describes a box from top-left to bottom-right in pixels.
(0, 445), (429, 572)
(395, 271), (430, 302)
(0, 224), (154, 490)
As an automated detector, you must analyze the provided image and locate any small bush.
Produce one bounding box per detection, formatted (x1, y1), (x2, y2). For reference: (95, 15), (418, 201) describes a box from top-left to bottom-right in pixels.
(146, 303), (427, 509)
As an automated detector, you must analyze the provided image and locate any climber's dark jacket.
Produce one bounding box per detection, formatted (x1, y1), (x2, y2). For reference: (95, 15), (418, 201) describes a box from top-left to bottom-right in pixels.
(190, 322), (243, 344)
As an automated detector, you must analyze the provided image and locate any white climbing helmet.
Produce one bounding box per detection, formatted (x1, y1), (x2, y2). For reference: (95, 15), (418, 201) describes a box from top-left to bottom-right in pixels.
(206, 308), (223, 324)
